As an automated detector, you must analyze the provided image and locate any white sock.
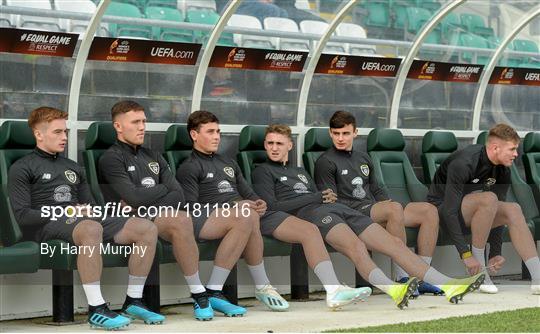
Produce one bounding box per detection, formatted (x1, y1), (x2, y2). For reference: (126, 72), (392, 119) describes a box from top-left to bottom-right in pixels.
(368, 268), (394, 294)
(472, 246), (492, 283)
(184, 271), (206, 294)
(423, 267), (452, 288)
(313, 260), (340, 294)
(420, 256), (432, 266)
(393, 262), (409, 281)
(126, 275), (147, 299)
(83, 281), (106, 306)
(206, 266), (231, 291)
(472, 246), (486, 266)
(524, 257), (540, 283)
(247, 261), (271, 290)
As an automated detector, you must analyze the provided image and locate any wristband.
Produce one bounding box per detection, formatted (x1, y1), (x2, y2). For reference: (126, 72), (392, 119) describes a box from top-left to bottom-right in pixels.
(461, 251), (473, 259)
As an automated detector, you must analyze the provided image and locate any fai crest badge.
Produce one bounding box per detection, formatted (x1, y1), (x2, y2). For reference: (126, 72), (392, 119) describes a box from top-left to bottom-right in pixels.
(224, 166), (235, 178)
(64, 170), (77, 183)
(148, 162), (160, 175)
(360, 164), (370, 177)
(298, 174), (308, 184)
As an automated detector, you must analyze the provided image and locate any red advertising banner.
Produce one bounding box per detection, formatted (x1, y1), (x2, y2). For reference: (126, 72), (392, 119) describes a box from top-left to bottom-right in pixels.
(88, 37), (201, 65)
(0, 27), (77, 57)
(408, 60), (484, 83)
(315, 54), (401, 77)
(489, 67), (540, 86)
(209, 46), (307, 72)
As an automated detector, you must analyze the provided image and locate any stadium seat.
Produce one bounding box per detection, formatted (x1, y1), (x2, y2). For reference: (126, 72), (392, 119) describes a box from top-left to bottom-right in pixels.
(510, 39), (540, 68)
(6, 0), (62, 31)
(263, 17), (310, 51)
(335, 22), (376, 56)
(440, 12), (463, 43)
(55, 0), (109, 37)
(179, 0), (217, 12)
(523, 132), (540, 223)
(186, 7), (234, 45)
(363, 1), (391, 28)
(227, 14), (273, 49)
(146, 0), (177, 9)
(105, 1), (152, 39)
(237, 125), (270, 185)
(460, 13), (494, 38)
(417, 0), (441, 13)
(145, 6), (193, 42)
(391, 1), (408, 29)
(367, 128), (427, 247)
(404, 7), (442, 56)
(0, 123), (40, 275)
(457, 32), (491, 65)
(421, 130), (457, 185)
(299, 20), (346, 54)
(302, 128), (332, 179)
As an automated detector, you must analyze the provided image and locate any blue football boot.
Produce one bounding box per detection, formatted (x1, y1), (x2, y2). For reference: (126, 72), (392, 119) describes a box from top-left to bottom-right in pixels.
(192, 291), (213, 321)
(121, 296), (165, 324)
(207, 289), (246, 317)
(418, 280), (445, 295)
(88, 303), (131, 330)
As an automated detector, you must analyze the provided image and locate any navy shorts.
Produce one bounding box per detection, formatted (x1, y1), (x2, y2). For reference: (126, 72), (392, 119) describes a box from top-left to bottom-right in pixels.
(260, 210), (291, 236)
(297, 202), (374, 237)
(37, 216), (129, 244)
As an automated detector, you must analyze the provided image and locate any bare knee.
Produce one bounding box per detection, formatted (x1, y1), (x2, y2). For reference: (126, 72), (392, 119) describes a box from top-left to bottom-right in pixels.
(132, 218), (158, 243)
(421, 203), (439, 227)
(478, 192), (499, 208)
(74, 220), (103, 245)
(388, 202), (405, 222)
(299, 221), (322, 243)
(502, 203), (524, 224)
(233, 211), (255, 234)
(168, 216), (194, 240)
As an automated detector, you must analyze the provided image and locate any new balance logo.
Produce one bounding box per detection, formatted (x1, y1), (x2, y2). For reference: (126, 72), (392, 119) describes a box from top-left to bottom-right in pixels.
(127, 166), (135, 172)
(341, 170), (348, 175)
(206, 173), (214, 178)
(472, 178), (479, 183)
(280, 176), (287, 181)
(42, 173), (51, 180)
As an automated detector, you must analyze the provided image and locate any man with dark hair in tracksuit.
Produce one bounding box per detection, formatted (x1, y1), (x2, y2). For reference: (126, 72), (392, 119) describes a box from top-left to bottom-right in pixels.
(315, 110), (442, 296)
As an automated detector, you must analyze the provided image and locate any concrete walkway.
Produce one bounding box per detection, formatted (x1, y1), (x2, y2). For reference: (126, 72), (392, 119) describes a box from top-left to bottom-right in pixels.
(2, 281), (539, 332)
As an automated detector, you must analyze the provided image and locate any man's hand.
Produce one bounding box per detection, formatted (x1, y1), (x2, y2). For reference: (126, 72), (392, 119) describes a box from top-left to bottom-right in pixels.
(463, 256), (482, 275)
(252, 199), (267, 216)
(487, 255), (506, 274)
(321, 189), (337, 203)
(119, 200), (133, 213)
(75, 204), (92, 217)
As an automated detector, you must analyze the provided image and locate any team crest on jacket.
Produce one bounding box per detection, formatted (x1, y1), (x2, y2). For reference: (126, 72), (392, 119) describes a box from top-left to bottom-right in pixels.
(64, 170), (77, 183)
(224, 166), (235, 178)
(148, 162), (160, 175)
(298, 174), (308, 184)
(360, 164), (370, 177)
(486, 178), (496, 186)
